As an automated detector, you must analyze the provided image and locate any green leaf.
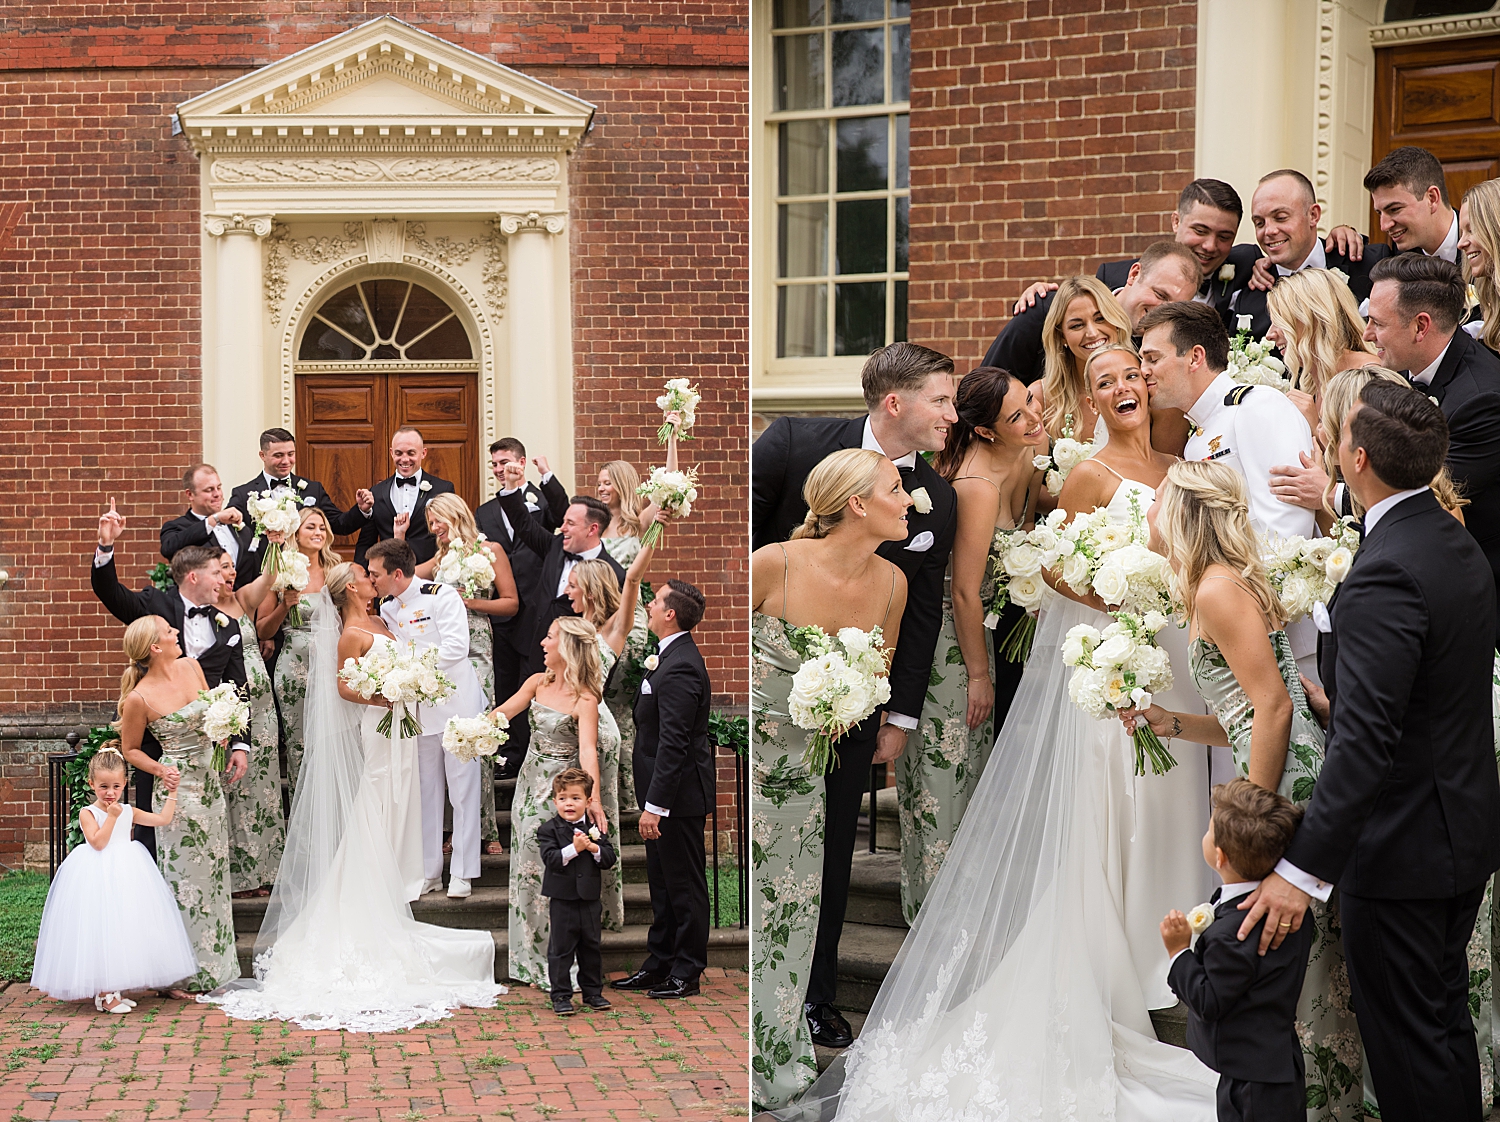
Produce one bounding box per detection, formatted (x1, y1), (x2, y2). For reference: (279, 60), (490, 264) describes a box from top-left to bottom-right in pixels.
(1291, 776), (1317, 803)
(944, 645), (965, 666)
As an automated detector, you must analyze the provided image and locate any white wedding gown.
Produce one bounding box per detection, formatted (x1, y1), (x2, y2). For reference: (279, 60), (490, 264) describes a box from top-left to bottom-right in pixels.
(205, 613), (504, 1032)
(783, 477), (1217, 1121)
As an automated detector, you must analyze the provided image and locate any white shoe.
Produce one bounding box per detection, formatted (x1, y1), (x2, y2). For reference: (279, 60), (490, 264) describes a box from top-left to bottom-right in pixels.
(95, 992), (131, 1014)
(420, 878), (444, 895)
(446, 877), (471, 899)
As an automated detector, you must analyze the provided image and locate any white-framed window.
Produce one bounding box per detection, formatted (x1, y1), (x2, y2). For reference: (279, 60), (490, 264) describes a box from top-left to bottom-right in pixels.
(754, 0), (910, 408)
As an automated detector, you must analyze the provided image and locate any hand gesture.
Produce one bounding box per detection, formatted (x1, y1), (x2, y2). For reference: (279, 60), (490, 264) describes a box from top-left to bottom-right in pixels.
(573, 828), (597, 855)
(281, 588), (302, 608)
(264, 529), (286, 545)
(159, 765), (181, 791)
(1160, 910), (1191, 956)
(106, 802), (124, 819)
(98, 497), (126, 547)
(533, 455), (551, 478)
(588, 798), (609, 836)
(1248, 256), (1275, 292)
(501, 460), (526, 490)
(1117, 704), (1173, 738)
(224, 748), (248, 785)
(1012, 281), (1058, 315)
(965, 673), (994, 730)
(214, 507), (244, 529)
(1237, 872), (1311, 954)
(871, 722), (908, 764)
(1286, 389), (1318, 434)
(1324, 225), (1363, 261)
(356, 488), (374, 514)
(393, 512), (410, 540)
(1268, 453), (1329, 513)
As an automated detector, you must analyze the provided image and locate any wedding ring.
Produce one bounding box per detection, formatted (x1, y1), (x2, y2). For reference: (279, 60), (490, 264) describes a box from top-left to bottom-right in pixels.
(1277, 921), (1291, 928)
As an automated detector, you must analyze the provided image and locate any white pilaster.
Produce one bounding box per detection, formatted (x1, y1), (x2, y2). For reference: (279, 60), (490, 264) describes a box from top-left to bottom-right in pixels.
(204, 213), (272, 484)
(498, 212), (569, 492)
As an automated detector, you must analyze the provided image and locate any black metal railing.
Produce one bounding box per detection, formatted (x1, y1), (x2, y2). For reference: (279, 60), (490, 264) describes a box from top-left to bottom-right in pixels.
(708, 738), (749, 929)
(46, 732), (81, 878)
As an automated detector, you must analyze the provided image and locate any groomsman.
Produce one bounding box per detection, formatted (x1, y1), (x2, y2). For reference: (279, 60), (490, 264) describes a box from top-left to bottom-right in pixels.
(476, 438), (567, 775)
(1243, 382), (1500, 1122)
(1362, 254), (1500, 647)
(613, 580), (714, 999)
(1364, 145), (1461, 264)
(353, 426), (456, 567)
(160, 464), (255, 569)
(751, 342), (958, 1049)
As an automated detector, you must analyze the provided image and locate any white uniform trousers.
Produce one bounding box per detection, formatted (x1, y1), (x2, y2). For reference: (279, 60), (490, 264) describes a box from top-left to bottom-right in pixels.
(418, 732), (481, 882)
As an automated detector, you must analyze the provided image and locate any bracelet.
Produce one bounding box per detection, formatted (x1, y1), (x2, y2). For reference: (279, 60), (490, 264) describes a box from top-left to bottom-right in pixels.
(1167, 714), (1183, 739)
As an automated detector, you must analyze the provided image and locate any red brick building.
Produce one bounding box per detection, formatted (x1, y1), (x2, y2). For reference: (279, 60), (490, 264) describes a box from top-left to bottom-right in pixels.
(0, 5), (747, 867)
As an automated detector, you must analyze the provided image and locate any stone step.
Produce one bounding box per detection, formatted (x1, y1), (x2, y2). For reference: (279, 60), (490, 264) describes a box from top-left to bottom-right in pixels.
(844, 849), (907, 929)
(234, 924), (749, 983)
(461, 844), (651, 887)
(831, 922), (909, 1015)
(857, 785), (900, 852)
(814, 1009), (867, 1073)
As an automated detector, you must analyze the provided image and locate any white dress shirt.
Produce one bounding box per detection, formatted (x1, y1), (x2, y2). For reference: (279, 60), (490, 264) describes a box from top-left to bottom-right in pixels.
(193, 509), (239, 564)
(179, 592), (215, 660)
(262, 472), (294, 494)
(558, 542), (603, 597)
(558, 812), (605, 865)
(391, 470), (424, 519)
(1275, 240), (1326, 278)
(1434, 211), (1460, 264)
(1167, 880), (1261, 965)
(643, 630), (690, 819)
(1410, 338), (1453, 387)
(860, 418), (918, 730)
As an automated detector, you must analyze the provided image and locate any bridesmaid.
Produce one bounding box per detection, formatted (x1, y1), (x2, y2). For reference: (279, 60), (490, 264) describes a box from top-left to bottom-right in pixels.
(597, 459), (648, 567)
(899, 367), (1046, 922)
(115, 615), (240, 996)
(405, 493), (520, 856)
(209, 551), (283, 899)
(1265, 267), (1377, 432)
(492, 617), (615, 988)
(1126, 460), (1364, 1117)
(1037, 275), (1134, 443)
(749, 447), (908, 1111)
(257, 506), (339, 798)
(1459, 179), (1500, 354)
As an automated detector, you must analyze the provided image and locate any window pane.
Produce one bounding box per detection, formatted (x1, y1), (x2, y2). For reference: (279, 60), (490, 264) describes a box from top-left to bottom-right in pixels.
(832, 0), (883, 20)
(894, 280), (908, 342)
(405, 316), (472, 360)
(896, 114), (909, 188)
(779, 120), (828, 196)
(394, 284), (454, 345)
(836, 117), (888, 193)
(778, 284), (828, 357)
(299, 319), (366, 361)
(891, 23), (910, 101)
(365, 280), (409, 339)
(832, 28), (883, 106)
(837, 198), (887, 274)
(895, 196), (909, 272)
(779, 202), (829, 278)
(891, 0), (910, 14)
(774, 0), (825, 28)
(312, 285), (374, 344)
(775, 33), (824, 112)
(836, 282), (885, 355)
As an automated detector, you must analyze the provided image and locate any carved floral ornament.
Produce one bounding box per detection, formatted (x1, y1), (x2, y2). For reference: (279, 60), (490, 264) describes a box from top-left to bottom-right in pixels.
(212, 156), (561, 185)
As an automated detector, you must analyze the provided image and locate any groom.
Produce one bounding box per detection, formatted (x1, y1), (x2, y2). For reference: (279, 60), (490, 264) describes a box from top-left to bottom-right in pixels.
(1242, 381), (1500, 1121)
(367, 539), (486, 900)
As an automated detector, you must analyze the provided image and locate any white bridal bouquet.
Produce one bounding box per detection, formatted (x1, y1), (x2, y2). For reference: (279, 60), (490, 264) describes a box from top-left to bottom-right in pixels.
(248, 489), (312, 623)
(1053, 493), (1180, 617)
(442, 712), (510, 763)
(1226, 317), (1291, 390)
(272, 549), (311, 627)
(1062, 611), (1178, 775)
(1033, 415), (1095, 496)
(198, 683), (250, 773)
(1263, 518), (1360, 620)
(339, 642), (455, 738)
(655, 377), (701, 443)
(784, 624), (892, 774)
(435, 536), (496, 599)
(983, 518), (1061, 662)
(636, 465), (699, 547)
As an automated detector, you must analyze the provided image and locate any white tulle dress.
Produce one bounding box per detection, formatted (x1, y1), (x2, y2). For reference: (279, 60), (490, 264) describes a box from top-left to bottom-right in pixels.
(204, 618), (504, 1032)
(31, 804), (197, 1000)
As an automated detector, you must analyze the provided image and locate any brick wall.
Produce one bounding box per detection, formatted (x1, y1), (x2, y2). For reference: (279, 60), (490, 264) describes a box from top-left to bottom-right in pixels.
(0, 5), (746, 867)
(908, 0), (1198, 370)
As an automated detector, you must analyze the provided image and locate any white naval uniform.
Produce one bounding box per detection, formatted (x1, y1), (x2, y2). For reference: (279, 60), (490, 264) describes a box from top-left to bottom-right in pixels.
(381, 579), (486, 882)
(1184, 372), (1320, 785)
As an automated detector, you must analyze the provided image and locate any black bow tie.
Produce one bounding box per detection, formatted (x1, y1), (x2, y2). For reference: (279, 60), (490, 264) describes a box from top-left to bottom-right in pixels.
(395, 475), (419, 487)
(1210, 887), (1222, 905)
(187, 605), (215, 620)
(266, 476), (292, 489)
(563, 550), (583, 563)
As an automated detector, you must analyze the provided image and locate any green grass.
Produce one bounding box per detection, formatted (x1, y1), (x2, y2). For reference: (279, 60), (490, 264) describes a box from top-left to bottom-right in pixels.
(706, 862), (742, 927)
(0, 872), (49, 981)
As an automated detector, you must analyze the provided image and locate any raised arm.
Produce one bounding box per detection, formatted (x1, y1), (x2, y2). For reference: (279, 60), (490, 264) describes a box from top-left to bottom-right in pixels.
(750, 418), (792, 551)
(949, 477), (1003, 730)
(497, 463), (556, 558)
(494, 672), (544, 722)
(574, 698), (606, 833)
(601, 521), (659, 654)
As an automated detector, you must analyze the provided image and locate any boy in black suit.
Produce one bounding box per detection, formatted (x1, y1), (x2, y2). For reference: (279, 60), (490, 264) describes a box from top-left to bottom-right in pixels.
(538, 767), (618, 1016)
(1163, 779), (1312, 1122)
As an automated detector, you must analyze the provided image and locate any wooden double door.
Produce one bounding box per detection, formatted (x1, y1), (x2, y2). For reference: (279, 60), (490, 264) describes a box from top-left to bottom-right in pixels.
(294, 370), (480, 546)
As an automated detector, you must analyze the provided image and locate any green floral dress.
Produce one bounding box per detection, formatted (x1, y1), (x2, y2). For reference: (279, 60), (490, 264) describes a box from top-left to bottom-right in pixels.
(506, 681), (625, 987)
(605, 603), (653, 814)
(1469, 652), (1500, 1106)
(750, 613), (825, 1111)
(896, 564), (998, 924)
(149, 697), (239, 991)
(226, 615), (285, 893)
(272, 587), (328, 798)
(603, 534), (641, 567)
(462, 601), (500, 848)
(1192, 630), (1364, 1119)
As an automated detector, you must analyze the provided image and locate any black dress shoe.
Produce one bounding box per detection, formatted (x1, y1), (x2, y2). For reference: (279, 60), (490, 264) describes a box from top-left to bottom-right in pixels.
(582, 994), (612, 1010)
(647, 976), (700, 999)
(805, 1003), (853, 1048)
(611, 969), (667, 991)
(552, 998), (576, 1016)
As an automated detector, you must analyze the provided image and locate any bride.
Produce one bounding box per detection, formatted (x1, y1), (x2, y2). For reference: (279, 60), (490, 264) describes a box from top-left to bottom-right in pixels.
(782, 344), (1218, 1120)
(204, 561), (505, 1031)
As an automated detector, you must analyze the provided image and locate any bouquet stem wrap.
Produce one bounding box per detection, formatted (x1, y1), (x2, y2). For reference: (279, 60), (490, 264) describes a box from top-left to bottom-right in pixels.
(376, 700), (422, 740)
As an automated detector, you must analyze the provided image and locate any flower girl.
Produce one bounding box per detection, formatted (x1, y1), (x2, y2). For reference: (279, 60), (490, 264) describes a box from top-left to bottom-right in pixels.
(30, 746), (197, 1013)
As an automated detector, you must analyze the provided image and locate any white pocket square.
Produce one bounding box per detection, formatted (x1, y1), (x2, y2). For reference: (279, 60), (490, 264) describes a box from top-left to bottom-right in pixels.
(227, 633), (242, 647)
(640, 679), (653, 695)
(904, 531), (935, 553)
(1312, 602), (1332, 634)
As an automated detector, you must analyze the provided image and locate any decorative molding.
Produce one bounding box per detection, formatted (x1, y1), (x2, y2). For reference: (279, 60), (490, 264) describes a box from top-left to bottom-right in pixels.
(1314, 1), (1336, 223)
(402, 222), (509, 313)
(264, 221), (366, 324)
(406, 221), (485, 266)
(497, 210), (566, 236)
(204, 213), (273, 237)
(1370, 11), (1500, 45)
(483, 228), (508, 313)
(247, 53), (524, 118)
(366, 219), (405, 263)
(212, 156), (560, 185)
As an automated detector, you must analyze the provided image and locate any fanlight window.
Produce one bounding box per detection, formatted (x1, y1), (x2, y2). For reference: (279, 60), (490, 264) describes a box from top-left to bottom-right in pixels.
(299, 280), (472, 361)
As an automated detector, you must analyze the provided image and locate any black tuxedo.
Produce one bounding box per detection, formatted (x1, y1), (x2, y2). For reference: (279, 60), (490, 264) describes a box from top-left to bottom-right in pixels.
(90, 552), (250, 857)
(751, 414), (958, 1007)
(538, 814), (617, 1001)
(632, 632), (713, 982)
(1229, 238), (1392, 339)
(538, 814), (618, 900)
(980, 289), (1053, 385)
(1098, 241), (1262, 329)
(227, 473), (364, 587)
(1422, 329), (1500, 647)
(159, 510), (256, 575)
(353, 471), (456, 567)
(1286, 489), (1500, 1120)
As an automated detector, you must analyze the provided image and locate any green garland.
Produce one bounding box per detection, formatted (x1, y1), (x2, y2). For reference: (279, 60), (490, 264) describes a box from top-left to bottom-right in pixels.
(148, 561), (174, 592)
(62, 726), (124, 854)
(708, 711), (748, 757)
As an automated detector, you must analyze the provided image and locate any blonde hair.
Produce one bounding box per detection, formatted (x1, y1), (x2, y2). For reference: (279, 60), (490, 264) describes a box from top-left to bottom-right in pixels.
(1040, 277), (1134, 439)
(546, 616), (604, 700)
(88, 741), (128, 783)
(324, 561), (360, 614)
(1155, 461), (1284, 628)
(600, 460), (647, 537)
(1319, 364), (1464, 517)
(296, 506), (342, 570)
(570, 558), (622, 627)
(1463, 179), (1500, 354)
(791, 448), (889, 541)
(426, 493), (483, 560)
(1266, 269), (1376, 396)
(117, 615), (167, 715)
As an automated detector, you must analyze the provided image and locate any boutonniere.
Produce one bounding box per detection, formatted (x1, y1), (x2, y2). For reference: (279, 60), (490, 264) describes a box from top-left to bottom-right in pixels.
(587, 825), (601, 841)
(1328, 267), (1350, 286)
(1187, 902), (1215, 935)
(909, 487), (932, 514)
(302, 496), (315, 507)
(1430, 394), (1441, 407)
(1218, 264), (1235, 284)
(1235, 314), (1253, 333)
(644, 654), (659, 671)
(419, 480), (432, 493)
(296, 479), (308, 491)
(215, 612), (230, 628)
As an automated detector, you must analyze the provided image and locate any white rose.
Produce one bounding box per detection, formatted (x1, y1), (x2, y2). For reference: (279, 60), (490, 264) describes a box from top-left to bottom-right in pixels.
(1093, 633), (1135, 668)
(643, 654), (659, 671)
(297, 480), (308, 490)
(1093, 563), (1130, 605)
(1095, 524), (1130, 552)
(1221, 265), (1237, 284)
(215, 612), (230, 627)
(1060, 624), (1100, 666)
(1045, 470), (1065, 496)
(1062, 551), (1092, 590)
(1235, 314), (1252, 332)
(1003, 543), (1043, 579)
(419, 480), (432, 492)
(1187, 902), (1215, 934)
(1324, 546), (1353, 585)
(1142, 610), (1169, 634)
(909, 487), (932, 514)
(1009, 573), (1044, 610)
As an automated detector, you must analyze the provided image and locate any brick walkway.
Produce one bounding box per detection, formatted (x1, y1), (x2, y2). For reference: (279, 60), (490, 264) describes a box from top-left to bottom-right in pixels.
(0, 969), (749, 1122)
